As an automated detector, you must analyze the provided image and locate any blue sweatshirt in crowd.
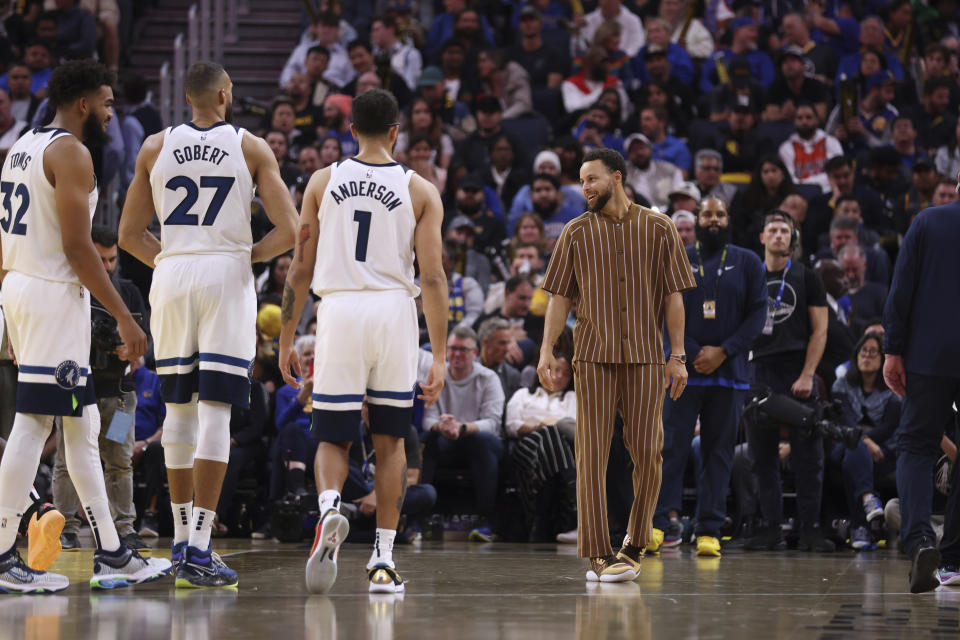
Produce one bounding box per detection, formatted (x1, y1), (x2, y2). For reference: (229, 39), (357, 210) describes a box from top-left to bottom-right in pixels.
(668, 242), (767, 389)
(884, 204), (960, 378)
(275, 380), (312, 432)
(133, 366), (165, 441)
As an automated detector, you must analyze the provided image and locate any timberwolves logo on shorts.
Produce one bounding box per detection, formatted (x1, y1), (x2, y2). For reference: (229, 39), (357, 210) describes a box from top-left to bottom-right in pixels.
(54, 360), (82, 390)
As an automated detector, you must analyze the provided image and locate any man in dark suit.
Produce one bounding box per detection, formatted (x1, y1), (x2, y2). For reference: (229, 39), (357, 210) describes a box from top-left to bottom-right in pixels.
(884, 191), (960, 593)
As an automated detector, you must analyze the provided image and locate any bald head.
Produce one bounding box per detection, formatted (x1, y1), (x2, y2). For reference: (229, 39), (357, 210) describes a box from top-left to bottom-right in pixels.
(184, 61), (229, 105)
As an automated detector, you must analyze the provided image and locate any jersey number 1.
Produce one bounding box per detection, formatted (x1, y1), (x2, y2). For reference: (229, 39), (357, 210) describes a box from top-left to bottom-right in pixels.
(164, 175), (235, 226)
(0, 181), (29, 236)
(353, 209), (371, 262)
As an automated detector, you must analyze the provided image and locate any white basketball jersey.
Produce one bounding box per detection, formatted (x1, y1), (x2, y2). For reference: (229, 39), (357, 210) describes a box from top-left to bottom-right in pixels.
(311, 158), (419, 298)
(0, 127), (97, 285)
(150, 121), (254, 262)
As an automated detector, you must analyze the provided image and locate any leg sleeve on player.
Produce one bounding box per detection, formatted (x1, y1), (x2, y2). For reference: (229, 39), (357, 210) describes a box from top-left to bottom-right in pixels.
(161, 401), (199, 469)
(0, 413), (50, 551)
(194, 401), (231, 464)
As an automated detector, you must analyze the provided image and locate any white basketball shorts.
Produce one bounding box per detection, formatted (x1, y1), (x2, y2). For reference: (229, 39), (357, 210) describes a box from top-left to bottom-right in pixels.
(150, 254), (256, 407)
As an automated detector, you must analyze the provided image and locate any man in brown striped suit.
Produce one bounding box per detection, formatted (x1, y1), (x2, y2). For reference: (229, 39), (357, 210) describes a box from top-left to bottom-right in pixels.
(538, 148), (696, 582)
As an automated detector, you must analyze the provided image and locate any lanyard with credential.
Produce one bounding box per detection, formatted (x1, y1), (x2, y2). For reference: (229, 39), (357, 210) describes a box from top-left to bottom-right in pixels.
(768, 259), (791, 309)
(693, 242), (728, 299)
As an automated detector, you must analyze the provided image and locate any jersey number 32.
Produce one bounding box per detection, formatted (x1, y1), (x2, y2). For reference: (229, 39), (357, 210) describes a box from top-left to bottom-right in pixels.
(0, 181), (29, 236)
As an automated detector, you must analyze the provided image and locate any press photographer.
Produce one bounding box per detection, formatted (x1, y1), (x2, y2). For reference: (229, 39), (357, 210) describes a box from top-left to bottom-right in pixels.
(52, 225), (149, 550)
(743, 210), (834, 553)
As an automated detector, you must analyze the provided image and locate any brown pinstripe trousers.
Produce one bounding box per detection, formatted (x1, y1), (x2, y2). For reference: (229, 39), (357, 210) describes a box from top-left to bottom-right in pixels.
(574, 361), (665, 558)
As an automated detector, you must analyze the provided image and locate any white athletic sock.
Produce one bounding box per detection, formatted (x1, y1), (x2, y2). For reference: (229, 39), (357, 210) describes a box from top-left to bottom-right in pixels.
(0, 413), (49, 552)
(367, 528), (396, 569)
(85, 499), (121, 552)
(188, 506), (217, 551)
(172, 501), (193, 544)
(319, 490), (341, 516)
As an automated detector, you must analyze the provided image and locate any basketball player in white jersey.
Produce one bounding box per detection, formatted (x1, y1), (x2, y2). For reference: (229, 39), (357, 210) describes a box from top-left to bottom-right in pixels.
(119, 61), (297, 588)
(278, 89), (448, 594)
(0, 59), (172, 593)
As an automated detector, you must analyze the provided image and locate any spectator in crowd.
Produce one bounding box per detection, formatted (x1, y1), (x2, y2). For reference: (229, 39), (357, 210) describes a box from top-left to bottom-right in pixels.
(778, 12), (837, 84)
(448, 8), (494, 73)
(267, 97), (301, 151)
(510, 212), (548, 255)
(265, 129), (301, 186)
(318, 93), (358, 157)
(654, 196), (766, 555)
(829, 70), (899, 153)
(510, 149), (586, 215)
(0, 89), (25, 153)
(258, 253), (292, 304)
(303, 45), (335, 107)
(908, 76), (955, 158)
(416, 64), (475, 142)
(317, 135), (342, 169)
(297, 145), (321, 176)
(286, 73), (324, 147)
(806, 156), (884, 246)
(447, 172), (505, 255)
(426, 0), (494, 60)
(454, 96), (516, 174)
(507, 172), (580, 245)
(395, 96), (453, 168)
(812, 258), (856, 389)
(889, 115), (927, 176)
(506, 343), (577, 542)
(480, 133), (529, 213)
(271, 336), (318, 501)
(814, 215), (890, 286)
(830, 333), (900, 550)
(635, 18), (693, 86)
(407, 133), (447, 194)
(701, 16), (775, 93)
(932, 177), (959, 207)
(508, 4), (566, 89)
(666, 181), (700, 217)
(21, 39), (53, 97)
(838, 244), (887, 337)
(573, 103), (623, 154)
(2, 63), (39, 124)
(342, 39), (412, 108)
(764, 48), (829, 124)
(46, 4), (96, 60)
(635, 46), (696, 131)
(561, 45), (626, 118)
(731, 154), (795, 252)
(578, 23), (632, 94)
(574, 0), (644, 58)
(476, 48), (532, 120)
(706, 96), (773, 173)
(693, 149), (737, 206)
(896, 158), (937, 231)
(744, 211), (833, 553)
(371, 12), (422, 92)
(622, 132), (681, 211)
(438, 37), (472, 104)
(639, 105), (690, 175)
(778, 103), (843, 193)
(280, 11), (353, 89)
(422, 327), (505, 542)
(477, 318), (522, 407)
(131, 358), (165, 538)
(217, 380), (268, 536)
(702, 54), (765, 123)
(656, 0), (713, 60)
(935, 118), (960, 181)
(442, 236), (484, 328)
(474, 275), (543, 355)
(483, 241), (547, 314)
(836, 16), (903, 83)
(671, 209), (696, 247)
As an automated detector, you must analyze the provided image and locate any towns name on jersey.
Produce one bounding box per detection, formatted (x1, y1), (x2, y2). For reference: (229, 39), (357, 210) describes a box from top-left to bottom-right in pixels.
(329, 179), (403, 211)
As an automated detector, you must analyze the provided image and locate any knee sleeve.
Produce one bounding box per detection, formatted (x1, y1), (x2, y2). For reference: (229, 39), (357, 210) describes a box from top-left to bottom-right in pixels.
(61, 405), (110, 506)
(195, 401), (231, 464)
(0, 413), (49, 513)
(161, 402), (198, 469)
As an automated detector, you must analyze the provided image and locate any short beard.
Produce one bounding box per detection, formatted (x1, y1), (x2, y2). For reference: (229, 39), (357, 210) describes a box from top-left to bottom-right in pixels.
(797, 126), (815, 140)
(533, 199), (559, 218)
(695, 223), (730, 252)
(82, 112), (110, 148)
(458, 200), (482, 216)
(588, 188), (612, 213)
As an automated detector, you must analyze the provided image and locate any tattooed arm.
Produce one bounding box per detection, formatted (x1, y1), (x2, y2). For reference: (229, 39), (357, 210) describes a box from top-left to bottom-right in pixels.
(244, 132), (297, 263)
(278, 166), (329, 387)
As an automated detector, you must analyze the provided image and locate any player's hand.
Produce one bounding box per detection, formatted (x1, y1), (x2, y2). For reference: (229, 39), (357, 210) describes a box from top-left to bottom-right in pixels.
(664, 358), (687, 400)
(115, 316), (147, 362)
(278, 343), (301, 388)
(297, 379), (314, 405)
(883, 354), (906, 397)
(537, 350), (558, 393)
(418, 359), (446, 406)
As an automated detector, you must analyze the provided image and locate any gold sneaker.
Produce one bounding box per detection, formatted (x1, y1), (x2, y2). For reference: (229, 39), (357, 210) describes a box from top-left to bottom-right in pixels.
(696, 535), (722, 557)
(368, 564), (405, 593)
(586, 556), (637, 583)
(616, 543), (643, 574)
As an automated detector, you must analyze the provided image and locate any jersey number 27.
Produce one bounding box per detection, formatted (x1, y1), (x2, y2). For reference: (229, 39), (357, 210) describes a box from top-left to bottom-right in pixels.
(164, 175), (235, 226)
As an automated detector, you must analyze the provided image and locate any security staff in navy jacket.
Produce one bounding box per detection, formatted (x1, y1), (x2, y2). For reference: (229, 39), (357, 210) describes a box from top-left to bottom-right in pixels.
(655, 197), (766, 553)
(883, 200), (960, 593)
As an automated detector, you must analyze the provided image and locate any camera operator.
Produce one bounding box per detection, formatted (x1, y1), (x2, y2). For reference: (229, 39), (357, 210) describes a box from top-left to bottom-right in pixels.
(744, 210), (833, 553)
(652, 197), (766, 557)
(52, 226), (148, 550)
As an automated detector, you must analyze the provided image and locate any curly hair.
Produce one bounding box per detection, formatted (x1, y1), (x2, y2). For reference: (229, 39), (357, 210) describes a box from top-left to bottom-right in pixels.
(48, 59), (115, 109)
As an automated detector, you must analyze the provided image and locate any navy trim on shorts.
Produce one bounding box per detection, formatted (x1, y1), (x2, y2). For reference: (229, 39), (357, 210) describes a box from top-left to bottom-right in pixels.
(155, 353), (199, 367)
(367, 404), (414, 438)
(199, 353), (251, 368)
(312, 393), (365, 403)
(159, 370), (199, 404)
(312, 410), (363, 442)
(17, 381), (95, 416)
(366, 388), (415, 401)
(198, 370), (251, 408)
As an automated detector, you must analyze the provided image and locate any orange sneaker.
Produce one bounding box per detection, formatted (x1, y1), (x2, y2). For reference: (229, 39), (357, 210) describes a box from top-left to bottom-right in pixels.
(27, 506), (65, 571)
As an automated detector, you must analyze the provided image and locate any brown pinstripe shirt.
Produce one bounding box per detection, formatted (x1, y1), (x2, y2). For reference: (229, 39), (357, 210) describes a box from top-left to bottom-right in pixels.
(541, 203), (697, 364)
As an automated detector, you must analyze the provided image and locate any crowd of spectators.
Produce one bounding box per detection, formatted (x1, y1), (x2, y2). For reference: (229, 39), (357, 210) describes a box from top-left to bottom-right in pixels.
(3, 0), (960, 550)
